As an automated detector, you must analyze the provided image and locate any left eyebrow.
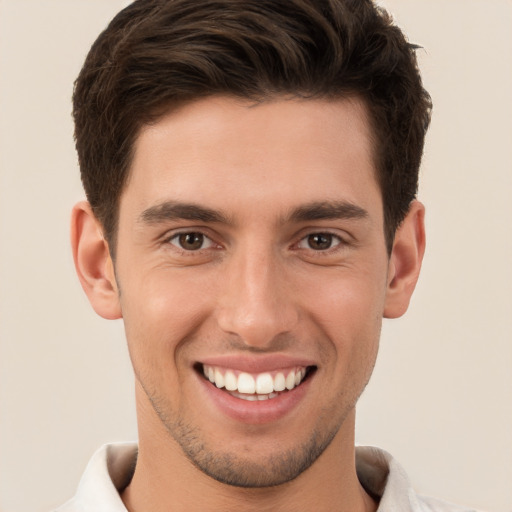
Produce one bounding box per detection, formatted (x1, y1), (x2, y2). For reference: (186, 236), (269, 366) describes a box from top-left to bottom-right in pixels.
(288, 201), (369, 223)
(138, 201), (230, 225)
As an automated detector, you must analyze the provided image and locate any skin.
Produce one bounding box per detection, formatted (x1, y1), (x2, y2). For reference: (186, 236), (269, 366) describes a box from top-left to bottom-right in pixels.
(72, 96), (425, 512)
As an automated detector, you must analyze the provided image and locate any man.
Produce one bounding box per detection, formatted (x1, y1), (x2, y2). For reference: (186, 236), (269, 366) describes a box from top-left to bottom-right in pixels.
(57, 0), (473, 510)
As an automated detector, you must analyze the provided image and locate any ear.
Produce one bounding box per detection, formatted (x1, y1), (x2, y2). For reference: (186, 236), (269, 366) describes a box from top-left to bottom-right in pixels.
(71, 201), (122, 320)
(384, 200), (426, 319)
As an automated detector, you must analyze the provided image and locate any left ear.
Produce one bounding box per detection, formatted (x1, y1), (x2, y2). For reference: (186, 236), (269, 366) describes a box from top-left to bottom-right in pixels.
(384, 200), (426, 319)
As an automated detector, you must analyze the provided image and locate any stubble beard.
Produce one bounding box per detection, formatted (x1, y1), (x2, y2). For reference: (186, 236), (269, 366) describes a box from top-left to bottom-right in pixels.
(172, 417), (339, 488)
(145, 388), (352, 488)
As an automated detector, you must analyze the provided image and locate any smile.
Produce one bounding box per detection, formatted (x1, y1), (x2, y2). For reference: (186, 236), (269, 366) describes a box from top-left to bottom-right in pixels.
(201, 365), (314, 401)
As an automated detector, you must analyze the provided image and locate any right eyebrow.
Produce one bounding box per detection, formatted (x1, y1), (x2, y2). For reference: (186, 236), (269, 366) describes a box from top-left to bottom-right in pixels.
(138, 201), (230, 225)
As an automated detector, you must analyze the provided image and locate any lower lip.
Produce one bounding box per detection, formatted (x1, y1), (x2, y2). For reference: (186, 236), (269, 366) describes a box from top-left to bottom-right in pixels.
(197, 372), (313, 425)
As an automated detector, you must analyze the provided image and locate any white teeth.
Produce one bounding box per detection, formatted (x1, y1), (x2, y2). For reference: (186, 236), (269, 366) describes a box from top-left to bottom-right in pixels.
(257, 392), (279, 400)
(202, 365), (310, 396)
(256, 373), (274, 394)
(230, 391), (279, 401)
(224, 370), (237, 391)
(237, 372), (256, 394)
(285, 371), (295, 390)
(274, 372), (286, 392)
(214, 368), (224, 388)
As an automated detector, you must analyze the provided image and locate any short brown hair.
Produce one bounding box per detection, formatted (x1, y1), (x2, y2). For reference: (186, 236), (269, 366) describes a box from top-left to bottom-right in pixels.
(73, 0), (432, 254)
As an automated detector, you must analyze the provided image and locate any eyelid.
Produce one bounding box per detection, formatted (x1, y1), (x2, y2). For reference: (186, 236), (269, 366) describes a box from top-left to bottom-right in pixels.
(169, 232), (214, 250)
(163, 228), (222, 251)
(296, 226), (350, 242)
(296, 232), (343, 249)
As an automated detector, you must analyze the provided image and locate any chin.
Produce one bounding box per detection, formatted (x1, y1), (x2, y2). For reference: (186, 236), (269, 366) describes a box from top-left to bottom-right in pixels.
(165, 413), (342, 488)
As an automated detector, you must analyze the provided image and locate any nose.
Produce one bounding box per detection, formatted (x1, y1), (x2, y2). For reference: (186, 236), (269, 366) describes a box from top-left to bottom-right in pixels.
(216, 245), (299, 349)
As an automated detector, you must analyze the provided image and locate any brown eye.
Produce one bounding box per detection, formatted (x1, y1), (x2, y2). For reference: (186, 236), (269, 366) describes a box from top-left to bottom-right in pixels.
(298, 233), (341, 251)
(169, 232), (213, 251)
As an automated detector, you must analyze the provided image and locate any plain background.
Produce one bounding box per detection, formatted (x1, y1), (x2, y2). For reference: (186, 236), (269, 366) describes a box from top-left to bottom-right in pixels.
(0, 1), (511, 511)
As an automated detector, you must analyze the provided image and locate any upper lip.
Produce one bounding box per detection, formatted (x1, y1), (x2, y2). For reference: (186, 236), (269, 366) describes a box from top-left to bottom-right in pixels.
(197, 354), (317, 374)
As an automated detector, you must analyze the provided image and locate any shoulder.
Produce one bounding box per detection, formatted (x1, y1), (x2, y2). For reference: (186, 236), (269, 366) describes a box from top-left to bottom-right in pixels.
(355, 446), (484, 512)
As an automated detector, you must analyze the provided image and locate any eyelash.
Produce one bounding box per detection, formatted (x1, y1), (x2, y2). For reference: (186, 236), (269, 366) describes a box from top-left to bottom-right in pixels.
(166, 231), (218, 252)
(296, 232), (345, 252)
(164, 229), (348, 255)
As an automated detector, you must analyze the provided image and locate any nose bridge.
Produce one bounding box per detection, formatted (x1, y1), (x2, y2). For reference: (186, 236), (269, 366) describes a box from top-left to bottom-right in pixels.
(216, 240), (298, 347)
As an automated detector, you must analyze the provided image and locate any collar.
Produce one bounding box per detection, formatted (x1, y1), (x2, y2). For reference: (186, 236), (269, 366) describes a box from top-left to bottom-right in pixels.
(56, 443), (472, 512)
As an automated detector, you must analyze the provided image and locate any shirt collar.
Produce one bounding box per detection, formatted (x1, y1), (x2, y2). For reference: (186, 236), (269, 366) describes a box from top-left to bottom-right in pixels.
(57, 443), (426, 511)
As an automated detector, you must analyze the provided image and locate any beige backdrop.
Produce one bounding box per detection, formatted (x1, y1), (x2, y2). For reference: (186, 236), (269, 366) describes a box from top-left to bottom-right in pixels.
(0, 1), (511, 511)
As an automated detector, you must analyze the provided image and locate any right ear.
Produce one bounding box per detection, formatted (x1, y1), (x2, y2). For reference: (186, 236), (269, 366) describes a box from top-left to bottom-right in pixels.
(71, 201), (122, 320)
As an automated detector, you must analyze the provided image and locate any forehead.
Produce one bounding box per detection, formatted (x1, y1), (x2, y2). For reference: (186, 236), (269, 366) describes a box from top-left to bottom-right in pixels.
(122, 95), (380, 220)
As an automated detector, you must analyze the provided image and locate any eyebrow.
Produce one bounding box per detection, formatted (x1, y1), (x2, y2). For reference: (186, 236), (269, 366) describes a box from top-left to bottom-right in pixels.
(138, 201), (230, 225)
(138, 199), (369, 226)
(288, 201), (369, 223)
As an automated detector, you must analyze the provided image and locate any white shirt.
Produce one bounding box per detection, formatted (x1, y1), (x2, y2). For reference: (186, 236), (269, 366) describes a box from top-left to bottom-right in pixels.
(55, 443), (478, 512)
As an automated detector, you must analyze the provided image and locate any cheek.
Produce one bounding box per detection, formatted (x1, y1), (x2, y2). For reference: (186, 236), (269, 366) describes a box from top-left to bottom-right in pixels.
(119, 271), (215, 377)
(121, 266), (215, 330)
(302, 266), (387, 328)
(302, 270), (385, 370)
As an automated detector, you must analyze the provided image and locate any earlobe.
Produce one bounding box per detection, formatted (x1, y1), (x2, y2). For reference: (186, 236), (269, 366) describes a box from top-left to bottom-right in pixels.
(71, 201), (122, 320)
(383, 200), (426, 319)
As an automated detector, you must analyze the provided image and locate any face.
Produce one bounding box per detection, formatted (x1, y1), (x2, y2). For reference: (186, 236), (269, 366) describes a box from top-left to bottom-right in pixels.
(113, 96), (392, 487)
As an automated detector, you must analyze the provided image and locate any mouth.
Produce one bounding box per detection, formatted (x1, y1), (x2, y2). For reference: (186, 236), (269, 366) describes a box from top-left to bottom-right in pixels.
(196, 363), (317, 402)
